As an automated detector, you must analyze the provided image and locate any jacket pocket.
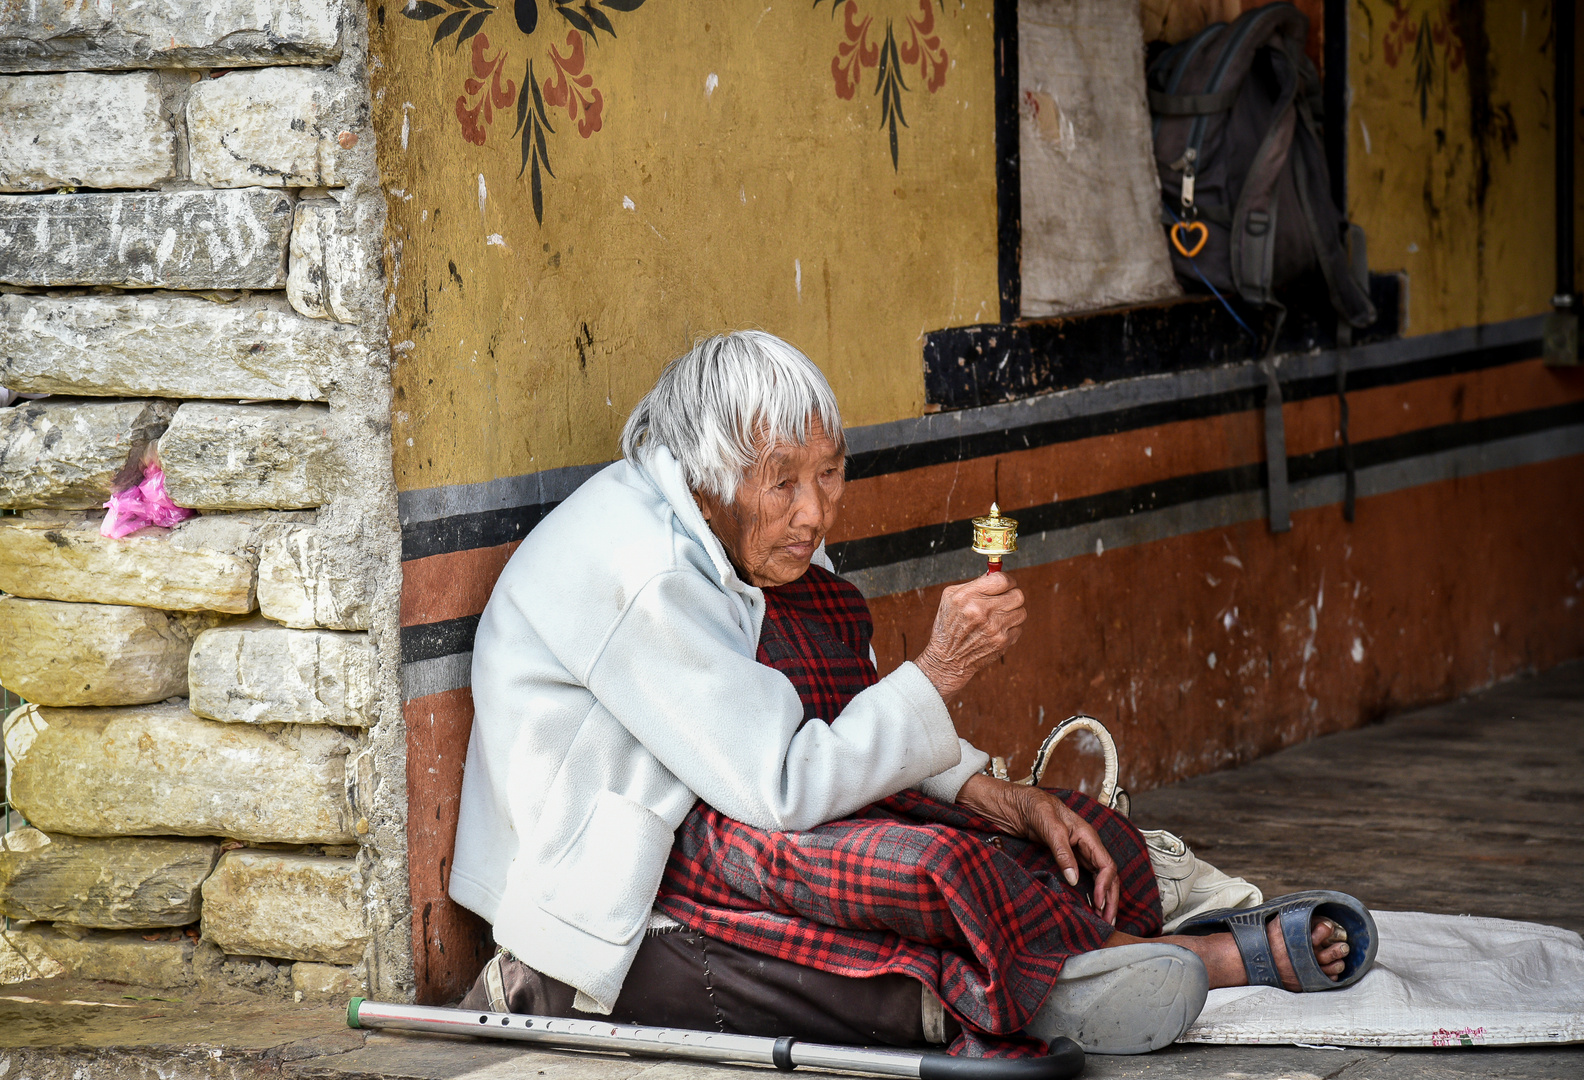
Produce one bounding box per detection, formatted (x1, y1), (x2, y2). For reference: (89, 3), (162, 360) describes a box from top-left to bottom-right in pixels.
(539, 790), (674, 945)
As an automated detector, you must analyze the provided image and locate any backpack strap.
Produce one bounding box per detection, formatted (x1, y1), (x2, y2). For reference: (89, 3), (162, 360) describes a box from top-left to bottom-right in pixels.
(1183, 4), (1301, 161)
(1261, 345), (1293, 534)
(1290, 105), (1379, 328)
(1149, 22), (1230, 141)
(1147, 86), (1241, 116)
(1336, 324), (1357, 523)
(1229, 49), (1301, 307)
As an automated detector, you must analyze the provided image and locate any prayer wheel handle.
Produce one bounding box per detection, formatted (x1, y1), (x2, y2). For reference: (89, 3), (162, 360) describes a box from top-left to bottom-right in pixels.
(1012, 714), (1131, 817)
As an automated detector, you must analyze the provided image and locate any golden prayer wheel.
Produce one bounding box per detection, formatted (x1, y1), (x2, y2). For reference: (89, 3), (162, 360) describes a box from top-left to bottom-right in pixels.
(971, 502), (1018, 574)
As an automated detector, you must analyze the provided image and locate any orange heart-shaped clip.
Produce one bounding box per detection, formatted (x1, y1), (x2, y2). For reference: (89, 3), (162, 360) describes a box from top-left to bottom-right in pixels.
(1170, 220), (1209, 258)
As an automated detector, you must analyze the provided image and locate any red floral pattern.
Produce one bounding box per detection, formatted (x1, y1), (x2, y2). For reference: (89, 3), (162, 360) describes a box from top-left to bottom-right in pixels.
(900, 0), (947, 93)
(831, 2), (879, 100)
(543, 30), (604, 139)
(455, 33), (517, 146)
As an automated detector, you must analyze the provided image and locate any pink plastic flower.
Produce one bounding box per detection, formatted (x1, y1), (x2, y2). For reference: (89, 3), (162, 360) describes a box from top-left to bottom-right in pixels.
(101, 464), (195, 539)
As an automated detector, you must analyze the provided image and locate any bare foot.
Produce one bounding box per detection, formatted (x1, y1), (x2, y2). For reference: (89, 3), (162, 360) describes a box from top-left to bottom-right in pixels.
(1107, 918), (1350, 991)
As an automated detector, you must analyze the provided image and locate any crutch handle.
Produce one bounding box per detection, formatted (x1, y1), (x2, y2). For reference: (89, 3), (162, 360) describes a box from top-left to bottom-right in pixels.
(916, 1043), (1085, 1080)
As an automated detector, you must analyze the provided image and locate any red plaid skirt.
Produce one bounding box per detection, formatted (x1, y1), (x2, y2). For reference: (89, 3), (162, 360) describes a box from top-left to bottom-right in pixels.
(654, 568), (1162, 1057)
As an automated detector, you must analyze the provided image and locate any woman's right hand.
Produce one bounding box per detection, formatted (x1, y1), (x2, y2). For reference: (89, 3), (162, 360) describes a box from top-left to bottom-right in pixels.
(913, 572), (1027, 699)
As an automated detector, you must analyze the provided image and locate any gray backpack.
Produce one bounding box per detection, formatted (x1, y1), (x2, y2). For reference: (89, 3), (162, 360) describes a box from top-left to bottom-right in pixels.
(1148, 2), (1376, 329)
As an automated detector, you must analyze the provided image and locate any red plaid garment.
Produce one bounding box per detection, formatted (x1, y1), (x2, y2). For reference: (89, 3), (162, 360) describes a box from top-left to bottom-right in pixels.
(655, 567), (1163, 1057)
(753, 563), (878, 723)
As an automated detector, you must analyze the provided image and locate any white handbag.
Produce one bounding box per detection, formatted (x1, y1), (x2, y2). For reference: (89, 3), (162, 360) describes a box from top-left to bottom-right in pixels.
(995, 714), (1264, 931)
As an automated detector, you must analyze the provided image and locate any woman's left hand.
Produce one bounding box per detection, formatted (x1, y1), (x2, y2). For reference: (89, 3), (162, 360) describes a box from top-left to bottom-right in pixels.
(955, 774), (1121, 925)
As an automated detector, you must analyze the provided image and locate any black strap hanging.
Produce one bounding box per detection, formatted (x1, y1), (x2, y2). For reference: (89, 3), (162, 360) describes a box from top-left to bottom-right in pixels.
(1336, 322), (1356, 522)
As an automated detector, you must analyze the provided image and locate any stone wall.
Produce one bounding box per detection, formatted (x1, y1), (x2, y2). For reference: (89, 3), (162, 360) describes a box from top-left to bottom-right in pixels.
(0, 1), (409, 1001)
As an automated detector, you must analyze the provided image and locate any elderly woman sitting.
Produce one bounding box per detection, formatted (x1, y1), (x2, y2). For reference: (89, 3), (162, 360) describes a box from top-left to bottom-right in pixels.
(450, 331), (1368, 1057)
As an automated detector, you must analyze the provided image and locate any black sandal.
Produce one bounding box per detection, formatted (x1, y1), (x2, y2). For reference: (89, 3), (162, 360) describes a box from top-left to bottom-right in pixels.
(1175, 889), (1378, 991)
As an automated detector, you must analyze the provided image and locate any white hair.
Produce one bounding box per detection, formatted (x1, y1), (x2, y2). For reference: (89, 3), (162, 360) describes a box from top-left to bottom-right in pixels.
(621, 331), (845, 504)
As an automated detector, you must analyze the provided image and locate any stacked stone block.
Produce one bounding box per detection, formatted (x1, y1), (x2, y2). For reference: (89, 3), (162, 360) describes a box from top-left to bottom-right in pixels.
(0, 0), (406, 1001)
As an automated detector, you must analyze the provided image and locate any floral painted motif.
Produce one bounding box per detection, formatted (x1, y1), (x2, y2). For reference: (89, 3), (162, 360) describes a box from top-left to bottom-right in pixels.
(456, 33), (518, 145)
(900, 0), (947, 93)
(543, 30), (603, 138)
(1381, 0), (1465, 124)
(831, 4), (879, 100)
(402, 0), (952, 222)
(819, 0), (950, 170)
(402, 0), (646, 223)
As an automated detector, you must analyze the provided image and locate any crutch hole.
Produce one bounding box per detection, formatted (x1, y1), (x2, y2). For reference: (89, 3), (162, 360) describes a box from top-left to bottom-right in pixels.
(479, 1016), (489, 1023)
(501, 1017), (510, 1025)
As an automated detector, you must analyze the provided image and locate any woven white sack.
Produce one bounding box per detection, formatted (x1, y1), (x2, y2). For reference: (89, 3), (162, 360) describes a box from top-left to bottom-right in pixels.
(1182, 910), (1584, 1047)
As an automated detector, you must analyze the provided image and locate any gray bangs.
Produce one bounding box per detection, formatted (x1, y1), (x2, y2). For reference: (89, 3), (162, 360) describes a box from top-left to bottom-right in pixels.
(620, 331), (845, 504)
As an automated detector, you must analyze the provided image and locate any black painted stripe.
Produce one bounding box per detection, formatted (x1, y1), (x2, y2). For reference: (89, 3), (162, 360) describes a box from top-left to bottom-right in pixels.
(1283, 337), (1541, 406)
(399, 334), (1542, 563)
(399, 401), (1584, 662)
(826, 400), (1584, 574)
(846, 335), (1540, 480)
(402, 614), (480, 666)
(402, 501), (553, 563)
(993, 0), (1020, 325)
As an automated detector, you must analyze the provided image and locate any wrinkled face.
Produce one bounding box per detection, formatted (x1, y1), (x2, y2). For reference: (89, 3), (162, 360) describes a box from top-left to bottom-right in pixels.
(696, 417), (847, 588)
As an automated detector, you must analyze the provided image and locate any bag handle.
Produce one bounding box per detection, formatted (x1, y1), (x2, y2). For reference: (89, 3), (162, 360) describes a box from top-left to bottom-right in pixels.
(1019, 714), (1130, 816)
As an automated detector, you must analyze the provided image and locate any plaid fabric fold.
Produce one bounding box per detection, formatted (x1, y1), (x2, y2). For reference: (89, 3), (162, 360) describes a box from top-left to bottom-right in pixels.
(655, 566), (1162, 1057)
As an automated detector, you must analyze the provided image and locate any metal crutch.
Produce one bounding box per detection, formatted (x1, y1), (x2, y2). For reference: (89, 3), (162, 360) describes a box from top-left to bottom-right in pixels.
(347, 998), (1084, 1080)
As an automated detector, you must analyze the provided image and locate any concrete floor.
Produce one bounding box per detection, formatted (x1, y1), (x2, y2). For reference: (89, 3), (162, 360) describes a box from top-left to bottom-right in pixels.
(1090, 659), (1584, 1079)
(2, 663), (1580, 1080)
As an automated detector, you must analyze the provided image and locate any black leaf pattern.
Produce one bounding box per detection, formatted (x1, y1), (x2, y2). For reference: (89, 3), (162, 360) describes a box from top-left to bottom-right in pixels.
(529, 58), (554, 133)
(876, 20), (908, 171)
(513, 55), (531, 135)
(582, 3), (615, 36)
(534, 115), (554, 177)
(555, 3), (595, 35)
(454, 9), (490, 47)
(431, 10), (469, 44)
(530, 145), (544, 223)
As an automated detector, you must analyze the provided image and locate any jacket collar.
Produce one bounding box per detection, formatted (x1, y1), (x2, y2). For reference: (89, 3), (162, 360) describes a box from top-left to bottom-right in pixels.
(636, 444), (836, 587)
(637, 445), (758, 600)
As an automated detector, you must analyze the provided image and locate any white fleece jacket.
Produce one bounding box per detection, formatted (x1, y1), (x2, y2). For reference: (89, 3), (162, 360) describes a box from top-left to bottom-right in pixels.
(449, 447), (989, 1012)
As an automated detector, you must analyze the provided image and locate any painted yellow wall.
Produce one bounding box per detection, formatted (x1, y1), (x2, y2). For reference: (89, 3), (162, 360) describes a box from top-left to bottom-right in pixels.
(370, 0), (1000, 490)
(372, 0), (1573, 491)
(1348, 0), (1559, 335)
